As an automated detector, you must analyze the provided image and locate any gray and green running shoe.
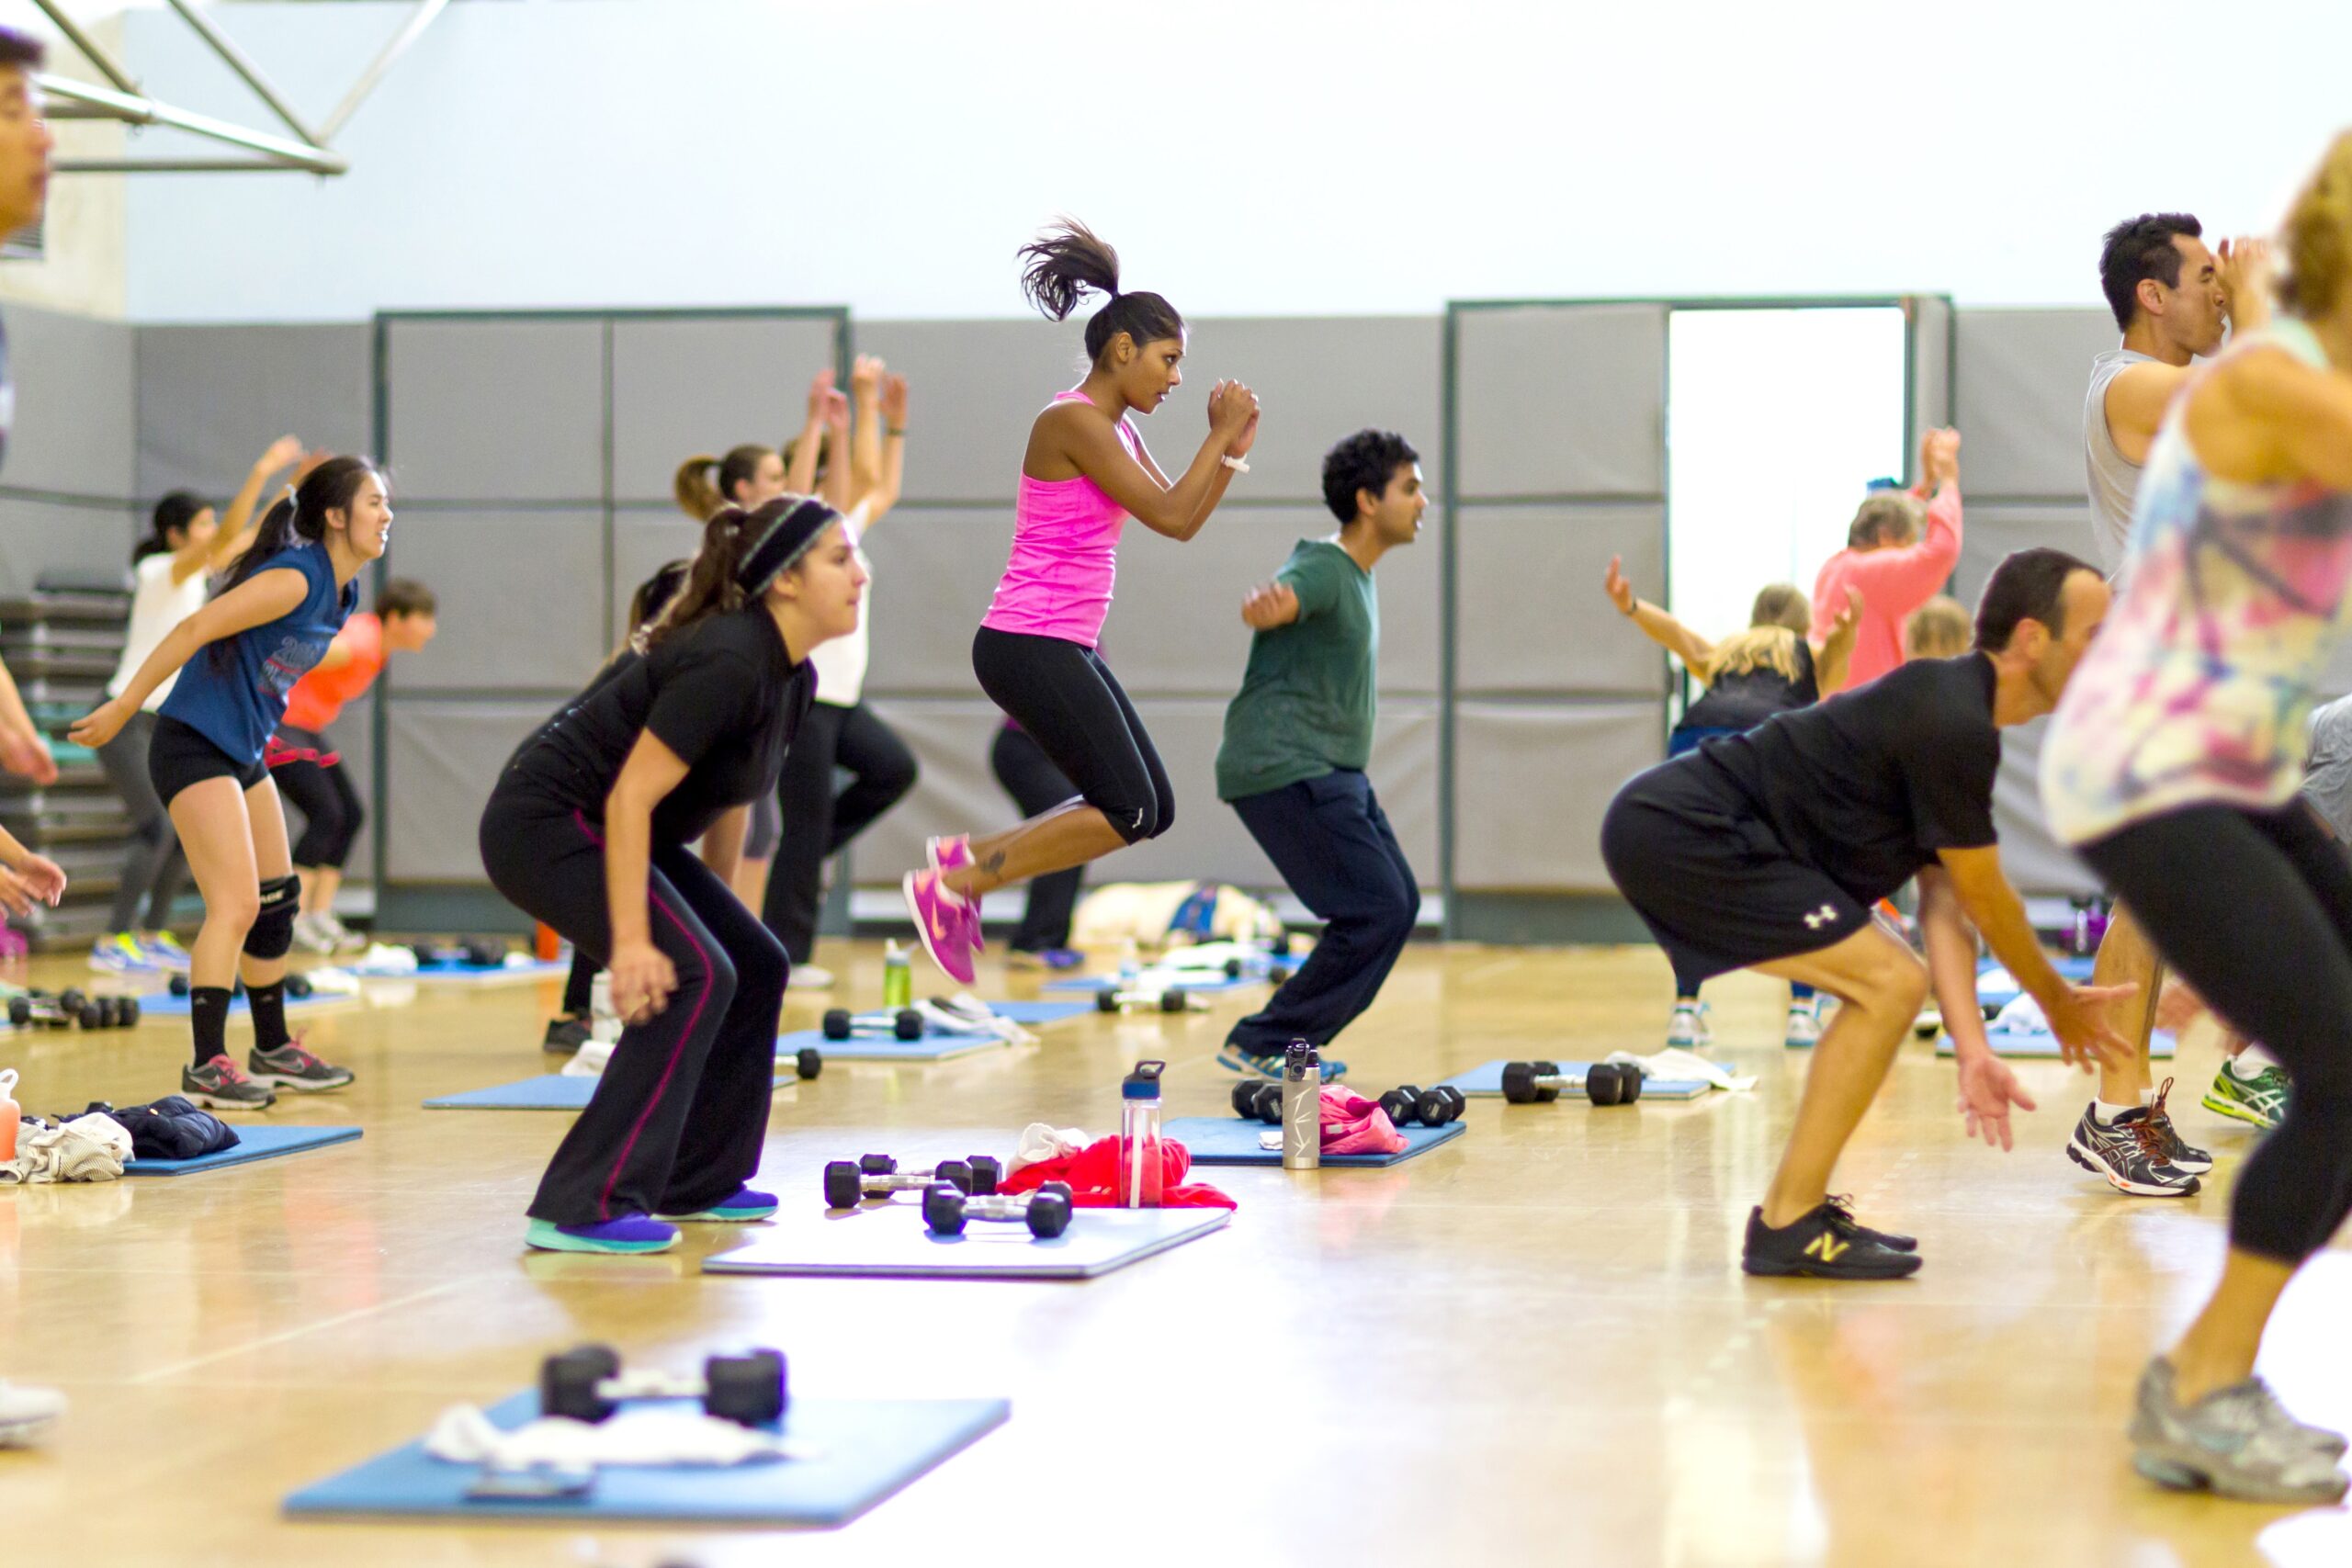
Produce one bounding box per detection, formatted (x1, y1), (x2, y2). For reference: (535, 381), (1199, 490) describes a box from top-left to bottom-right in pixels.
(2202, 1062), (2290, 1132)
(2130, 1358), (2348, 1501)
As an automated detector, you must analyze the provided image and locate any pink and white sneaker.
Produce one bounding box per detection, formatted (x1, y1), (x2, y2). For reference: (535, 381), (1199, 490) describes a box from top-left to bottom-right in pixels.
(927, 836), (984, 952)
(903, 867), (978, 986)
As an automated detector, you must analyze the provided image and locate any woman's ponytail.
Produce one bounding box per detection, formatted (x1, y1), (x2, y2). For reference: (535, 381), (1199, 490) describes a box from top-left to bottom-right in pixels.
(675, 456), (724, 522)
(1018, 216), (1184, 365)
(638, 507), (752, 650)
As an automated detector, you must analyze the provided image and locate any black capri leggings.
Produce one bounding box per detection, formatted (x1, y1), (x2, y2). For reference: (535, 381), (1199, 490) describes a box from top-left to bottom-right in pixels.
(480, 784), (788, 1226)
(2077, 801), (2352, 1264)
(971, 626), (1172, 845)
(274, 726), (364, 871)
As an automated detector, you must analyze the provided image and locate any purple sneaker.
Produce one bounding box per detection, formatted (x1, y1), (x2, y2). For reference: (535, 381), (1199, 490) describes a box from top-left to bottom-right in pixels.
(904, 868), (978, 986)
(525, 1215), (679, 1254)
(657, 1186), (779, 1223)
(927, 836), (985, 953)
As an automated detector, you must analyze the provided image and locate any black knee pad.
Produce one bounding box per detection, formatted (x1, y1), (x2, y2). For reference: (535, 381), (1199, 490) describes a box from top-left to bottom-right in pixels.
(243, 874), (300, 960)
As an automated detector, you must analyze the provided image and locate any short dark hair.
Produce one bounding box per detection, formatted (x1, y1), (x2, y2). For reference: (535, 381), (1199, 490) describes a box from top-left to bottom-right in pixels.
(1321, 429), (1419, 525)
(376, 578), (435, 619)
(133, 489), (211, 564)
(0, 28), (46, 72)
(1974, 547), (2097, 651)
(2099, 213), (2203, 332)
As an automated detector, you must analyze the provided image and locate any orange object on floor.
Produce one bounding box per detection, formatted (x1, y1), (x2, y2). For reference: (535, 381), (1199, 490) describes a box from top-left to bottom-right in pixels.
(534, 922), (560, 962)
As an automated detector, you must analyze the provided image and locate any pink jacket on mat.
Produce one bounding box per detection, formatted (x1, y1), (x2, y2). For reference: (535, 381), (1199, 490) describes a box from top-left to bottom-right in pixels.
(1811, 482), (1963, 693)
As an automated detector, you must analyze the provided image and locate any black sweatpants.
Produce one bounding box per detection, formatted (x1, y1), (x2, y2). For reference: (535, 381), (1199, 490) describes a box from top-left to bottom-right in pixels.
(274, 726), (364, 871)
(972, 626), (1172, 845)
(2078, 802), (2352, 1264)
(762, 700), (917, 964)
(481, 785), (788, 1225)
(989, 723), (1085, 952)
(1225, 770), (1418, 1055)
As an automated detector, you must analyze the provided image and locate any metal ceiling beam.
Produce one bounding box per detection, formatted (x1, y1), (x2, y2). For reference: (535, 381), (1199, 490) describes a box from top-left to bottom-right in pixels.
(51, 157), (322, 175)
(28, 0), (136, 96)
(319, 0), (450, 144)
(39, 74), (347, 175)
(162, 0), (323, 150)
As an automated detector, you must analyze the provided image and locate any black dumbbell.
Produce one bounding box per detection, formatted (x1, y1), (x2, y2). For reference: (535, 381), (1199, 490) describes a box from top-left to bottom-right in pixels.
(821, 1007), (923, 1042)
(539, 1343), (787, 1427)
(12, 990), (89, 1030)
(169, 973), (190, 998)
(1585, 1062), (1645, 1106)
(1500, 1060), (1566, 1104)
(462, 939), (504, 968)
(1378, 1084), (1466, 1127)
(821, 1153), (997, 1208)
(284, 971), (315, 999)
(790, 1045), (822, 1080)
(922, 1180), (1075, 1238)
(1230, 1081), (1284, 1123)
(1095, 986), (1193, 1014)
(117, 995), (141, 1027)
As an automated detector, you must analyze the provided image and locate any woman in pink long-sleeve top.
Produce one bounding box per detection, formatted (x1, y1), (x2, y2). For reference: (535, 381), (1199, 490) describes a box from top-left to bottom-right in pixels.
(1812, 428), (1963, 691)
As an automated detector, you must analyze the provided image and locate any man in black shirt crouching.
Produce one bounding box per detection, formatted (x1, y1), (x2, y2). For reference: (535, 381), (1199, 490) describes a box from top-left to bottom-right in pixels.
(1600, 547), (2133, 1280)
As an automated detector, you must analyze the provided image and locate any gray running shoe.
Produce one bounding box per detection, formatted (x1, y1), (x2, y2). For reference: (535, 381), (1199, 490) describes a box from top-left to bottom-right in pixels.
(2141, 1077), (2212, 1174)
(2130, 1358), (2350, 1501)
(184, 1054), (276, 1110)
(246, 1041), (354, 1092)
(2067, 1102), (2199, 1197)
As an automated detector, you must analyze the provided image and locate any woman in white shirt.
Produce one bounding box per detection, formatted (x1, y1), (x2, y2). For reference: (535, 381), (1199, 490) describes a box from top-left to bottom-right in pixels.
(93, 436), (305, 973)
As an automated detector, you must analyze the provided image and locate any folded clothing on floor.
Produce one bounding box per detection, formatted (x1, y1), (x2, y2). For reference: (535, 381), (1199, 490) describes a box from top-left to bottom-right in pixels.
(424, 1403), (814, 1471)
(1, 1112), (130, 1184)
(1317, 1083), (1408, 1156)
(92, 1096), (240, 1161)
(998, 1133), (1236, 1210)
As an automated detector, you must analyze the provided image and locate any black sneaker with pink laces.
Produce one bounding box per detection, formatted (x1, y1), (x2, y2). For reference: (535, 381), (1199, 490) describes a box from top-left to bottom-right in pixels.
(183, 1054), (276, 1110)
(246, 1041), (353, 1092)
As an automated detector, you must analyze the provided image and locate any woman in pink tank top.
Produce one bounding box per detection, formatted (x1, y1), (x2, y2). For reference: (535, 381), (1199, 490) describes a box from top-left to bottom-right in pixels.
(903, 219), (1261, 985)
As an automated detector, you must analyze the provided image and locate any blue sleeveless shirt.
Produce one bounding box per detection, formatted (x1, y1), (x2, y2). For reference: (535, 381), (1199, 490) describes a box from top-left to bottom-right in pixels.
(160, 542), (356, 764)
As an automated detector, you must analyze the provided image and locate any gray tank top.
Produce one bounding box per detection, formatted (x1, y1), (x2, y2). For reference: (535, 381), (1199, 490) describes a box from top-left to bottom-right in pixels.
(2084, 347), (2157, 573)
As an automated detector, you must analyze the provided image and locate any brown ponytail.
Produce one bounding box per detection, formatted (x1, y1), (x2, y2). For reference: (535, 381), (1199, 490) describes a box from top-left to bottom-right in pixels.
(638, 509), (752, 650)
(673, 444), (777, 522)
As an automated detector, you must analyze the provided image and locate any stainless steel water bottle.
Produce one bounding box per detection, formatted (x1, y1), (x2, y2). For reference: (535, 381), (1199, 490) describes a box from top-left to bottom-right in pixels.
(1282, 1039), (1320, 1170)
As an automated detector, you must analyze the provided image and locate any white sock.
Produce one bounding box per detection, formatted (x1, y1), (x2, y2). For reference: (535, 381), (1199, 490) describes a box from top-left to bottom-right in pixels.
(2229, 1050), (2278, 1078)
(2094, 1099), (2140, 1124)
(2141, 1087), (2160, 1107)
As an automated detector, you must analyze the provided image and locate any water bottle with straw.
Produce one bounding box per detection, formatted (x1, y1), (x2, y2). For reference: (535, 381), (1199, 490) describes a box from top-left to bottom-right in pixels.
(1117, 1059), (1166, 1208)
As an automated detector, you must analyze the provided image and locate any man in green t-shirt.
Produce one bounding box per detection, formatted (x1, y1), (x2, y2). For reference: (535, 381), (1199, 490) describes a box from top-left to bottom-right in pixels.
(1213, 430), (1425, 1079)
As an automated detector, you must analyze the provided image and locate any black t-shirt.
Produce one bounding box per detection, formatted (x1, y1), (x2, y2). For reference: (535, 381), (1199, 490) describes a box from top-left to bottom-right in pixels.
(506, 606), (812, 844)
(1681, 639), (1818, 731)
(1691, 651), (2001, 904)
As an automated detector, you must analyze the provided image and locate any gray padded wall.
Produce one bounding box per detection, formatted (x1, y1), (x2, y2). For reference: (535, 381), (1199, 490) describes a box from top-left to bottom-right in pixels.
(611, 317), (842, 503)
(135, 324), (371, 500)
(1450, 303), (1669, 892)
(1, 304), (137, 595)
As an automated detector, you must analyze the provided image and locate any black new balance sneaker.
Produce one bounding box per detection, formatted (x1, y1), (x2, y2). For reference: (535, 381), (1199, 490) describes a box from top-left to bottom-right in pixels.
(542, 1013), (593, 1054)
(1742, 1202), (1923, 1280)
(1822, 1192), (1917, 1252)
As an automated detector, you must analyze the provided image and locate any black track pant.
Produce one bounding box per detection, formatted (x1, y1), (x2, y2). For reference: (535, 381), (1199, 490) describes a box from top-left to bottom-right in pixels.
(275, 726), (364, 871)
(972, 626), (1172, 845)
(761, 700), (918, 964)
(989, 724), (1085, 952)
(2078, 802), (2352, 1264)
(481, 785), (788, 1225)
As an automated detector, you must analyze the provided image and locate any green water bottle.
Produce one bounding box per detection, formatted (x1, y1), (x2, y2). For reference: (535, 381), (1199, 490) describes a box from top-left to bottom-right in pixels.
(882, 939), (912, 1010)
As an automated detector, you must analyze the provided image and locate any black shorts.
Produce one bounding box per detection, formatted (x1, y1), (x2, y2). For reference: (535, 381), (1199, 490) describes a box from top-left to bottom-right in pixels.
(147, 714), (268, 806)
(1600, 758), (1870, 984)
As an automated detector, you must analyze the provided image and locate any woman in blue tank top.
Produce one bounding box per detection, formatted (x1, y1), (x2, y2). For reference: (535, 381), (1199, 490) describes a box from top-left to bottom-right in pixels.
(73, 457), (382, 1112)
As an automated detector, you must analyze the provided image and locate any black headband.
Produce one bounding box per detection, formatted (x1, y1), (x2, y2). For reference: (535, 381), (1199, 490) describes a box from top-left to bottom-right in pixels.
(736, 496), (842, 596)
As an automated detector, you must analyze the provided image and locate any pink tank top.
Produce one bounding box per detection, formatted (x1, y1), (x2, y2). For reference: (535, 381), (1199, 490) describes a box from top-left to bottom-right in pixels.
(980, 389), (1140, 648)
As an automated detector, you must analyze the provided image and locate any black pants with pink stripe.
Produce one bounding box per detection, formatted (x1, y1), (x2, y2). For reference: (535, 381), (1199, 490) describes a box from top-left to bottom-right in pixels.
(480, 785), (789, 1226)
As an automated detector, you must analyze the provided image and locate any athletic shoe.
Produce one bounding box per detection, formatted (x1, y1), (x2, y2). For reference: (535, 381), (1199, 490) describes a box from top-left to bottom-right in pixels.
(2203, 1060), (2290, 1133)
(87, 932), (159, 976)
(291, 913), (338, 956)
(183, 1055), (276, 1111)
(0, 1381), (66, 1448)
(657, 1186), (779, 1223)
(926, 836), (986, 953)
(246, 1041), (355, 1092)
(138, 931), (191, 972)
(2141, 1077), (2212, 1174)
(543, 1013), (593, 1054)
(1216, 1043), (1348, 1081)
(317, 913), (367, 955)
(904, 868), (978, 986)
(1822, 1192), (1917, 1252)
(1741, 1202), (1923, 1280)
(786, 964), (835, 991)
(1667, 1001), (1706, 1050)
(525, 1215), (680, 1255)
(1009, 947), (1086, 972)
(2130, 1358), (2349, 1503)
(1784, 1006), (1822, 1049)
(2067, 1103), (2200, 1197)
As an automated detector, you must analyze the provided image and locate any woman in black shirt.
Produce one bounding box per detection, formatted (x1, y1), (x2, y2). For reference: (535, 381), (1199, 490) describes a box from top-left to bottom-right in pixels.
(481, 497), (860, 1255)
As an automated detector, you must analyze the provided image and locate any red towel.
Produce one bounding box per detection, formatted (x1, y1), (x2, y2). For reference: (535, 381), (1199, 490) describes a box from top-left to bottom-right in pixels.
(1319, 1083), (1408, 1156)
(998, 1134), (1236, 1209)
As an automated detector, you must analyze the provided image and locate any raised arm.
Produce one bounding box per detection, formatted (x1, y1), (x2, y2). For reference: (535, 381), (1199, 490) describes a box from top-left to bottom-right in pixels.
(186, 435), (307, 586)
(1815, 586), (1861, 694)
(785, 369), (834, 498)
(1850, 431), (1962, 603)
(860, 372), (910, 526)
(67, 569), (308, 749)
(1603, 554), (1716, 679)
(1041, 380), (1257, 541)
(2190, 339), (2352, 491)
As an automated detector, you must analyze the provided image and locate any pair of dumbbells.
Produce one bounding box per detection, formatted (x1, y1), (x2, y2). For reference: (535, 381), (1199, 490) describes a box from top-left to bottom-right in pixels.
(821, 1007), (924, 1041)
(167, 972), (313, 999)
(1376, 1084), (1466, 1128)
(8, 989), (140, 1030)
(1095, 986), (1196, 1014)
(822, 1152), (1001, 1209)
(1500, 1059), (1646, 1106)
(921, 1179), (1075, 1238)
(538, 1344), (786, 1427)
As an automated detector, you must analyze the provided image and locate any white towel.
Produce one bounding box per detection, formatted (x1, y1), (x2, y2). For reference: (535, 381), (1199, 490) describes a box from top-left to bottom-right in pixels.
(424, 1404), (817, 1470)
(1992, 994), (2050, 1034)
(1, 1112), (130, 1184)
(1009, 1122), (1091, 1177)
(1600, 1048), (1758, 1093)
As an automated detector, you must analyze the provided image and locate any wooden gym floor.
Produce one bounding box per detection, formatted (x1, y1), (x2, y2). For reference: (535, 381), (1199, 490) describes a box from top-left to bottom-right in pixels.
(2, 937), (2347, 1567)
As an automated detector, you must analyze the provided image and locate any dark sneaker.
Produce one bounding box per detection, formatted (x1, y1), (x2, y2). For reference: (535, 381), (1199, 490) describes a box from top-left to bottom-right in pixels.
(2202, 1060), (2290, 1133)
(657, 1186), (780, 1224)
(2130, 1358), (2349, 1502)
(2068, 1102), (2200, 1196)
(1823, 1192), (1917, 1252)
(1215, 1043), (1348, 1081)
(1742, 1202), (1923, 1280)
(525, 1215), (679, 1255)
(247, 1041), (354, 1092)
(542, 1013), (594, 1054)
(183, 1054), (276, 1111)
(2141, 1077), (2211, 1174)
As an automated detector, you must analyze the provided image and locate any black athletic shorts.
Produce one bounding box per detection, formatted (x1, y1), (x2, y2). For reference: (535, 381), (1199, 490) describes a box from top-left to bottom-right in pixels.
(147, 713), (268, 805)
(1600, 758), (1871, 984)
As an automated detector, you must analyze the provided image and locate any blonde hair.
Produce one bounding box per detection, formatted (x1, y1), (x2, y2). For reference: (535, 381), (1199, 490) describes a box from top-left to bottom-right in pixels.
(1702, 625), (1804, 685)
(1848, 491), (1925, 550)
(1749, 582), (1811, 636)
(2279, 130), (2352, 319)
(1905, 595), (1972, 660)
(673, 445), (775, 523)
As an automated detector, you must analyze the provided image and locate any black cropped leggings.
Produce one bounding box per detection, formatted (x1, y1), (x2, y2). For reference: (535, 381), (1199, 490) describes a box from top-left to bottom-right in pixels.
(971, 626), (1172, 845)
(274, 726), (364, 871)
(2078, 802), (2352, 1264)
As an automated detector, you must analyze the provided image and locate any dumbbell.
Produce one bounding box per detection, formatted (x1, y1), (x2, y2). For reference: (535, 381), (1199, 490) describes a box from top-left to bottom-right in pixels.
(822, 1007), (924, 1041)
(1230, 1081), (1284, 1123)
(1584, 1062), (1645, 1105)
(10, 989), (97, 1030)
(462, 938), (505, 968)
(922, 1179), (1075, 1238)
(1094, 986), (1195, 1014)
(821, 1152), (999, 1208)
(284, 971), (315, 999)
(538, 1343), (787, 1427)
(788, 1045), (822, 1080)
(169, 974), (242, 998)
(1377, 1084), (1466, 1127)
(1498, 1059), (1645, 1105)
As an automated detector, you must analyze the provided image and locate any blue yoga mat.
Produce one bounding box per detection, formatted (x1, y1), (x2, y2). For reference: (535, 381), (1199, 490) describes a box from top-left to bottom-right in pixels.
(355, 957), (569, 986)
(1042, 972), (1251, 995)
(706, 1205), (1229, 1280)
(1978, 953), (2099, 1010)
(125, 1124), (362, 1175)
(134, 991), (349, 1021)
(424, 1073), (797, 1111)
(1438, 1060), (1720, 1101)
(788, 999), (1091, 1063)
(1165, 1115), (1466, 1167)
(282, 1392), (1009, 1527)
(1939, 1027), (2176, 1060)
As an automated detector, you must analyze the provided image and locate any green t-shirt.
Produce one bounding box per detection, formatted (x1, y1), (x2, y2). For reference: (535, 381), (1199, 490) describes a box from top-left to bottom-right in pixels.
(1216, 538), (1378, 801)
